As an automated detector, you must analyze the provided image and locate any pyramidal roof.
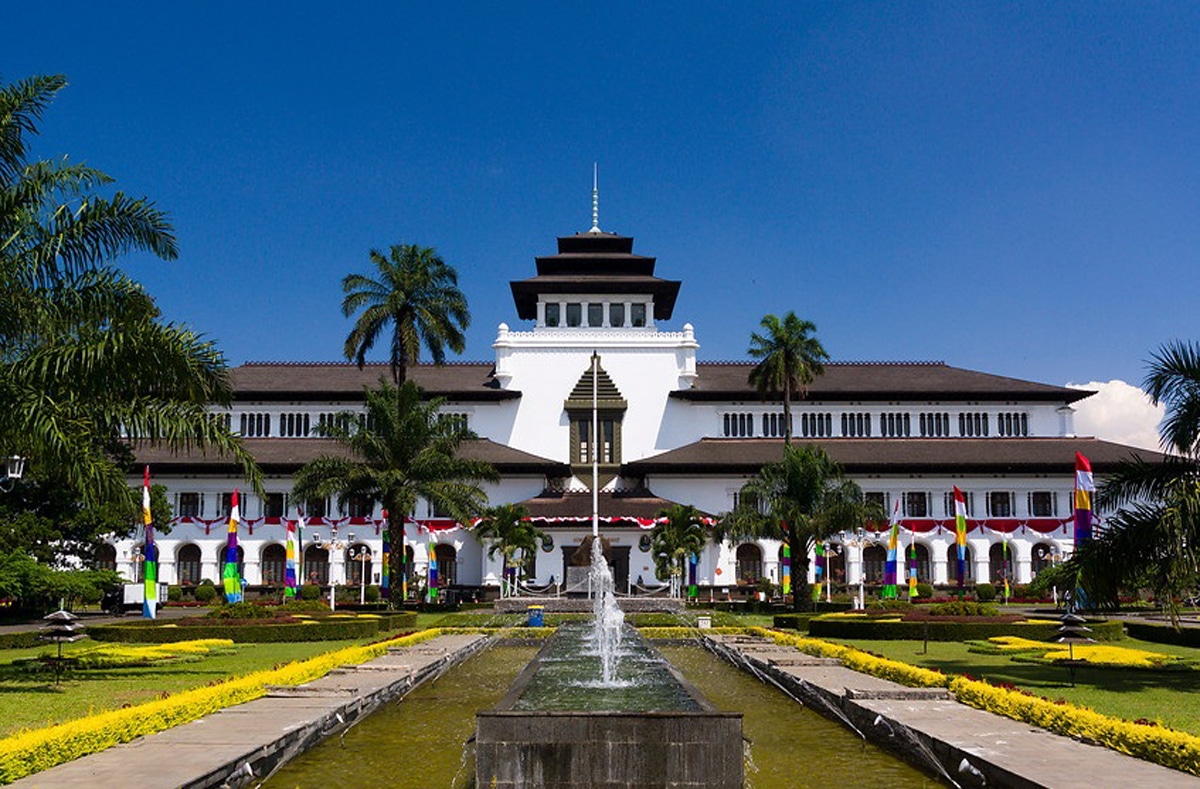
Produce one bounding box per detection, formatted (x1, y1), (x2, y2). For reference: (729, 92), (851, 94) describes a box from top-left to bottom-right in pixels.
(510, 230), (681, 321)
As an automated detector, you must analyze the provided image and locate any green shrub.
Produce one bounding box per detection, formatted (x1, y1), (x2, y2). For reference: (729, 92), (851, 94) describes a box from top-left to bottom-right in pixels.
(927, 600), (999, 617)
(866, 599), (913, 613)
(275, 598), (332, 614)
(364, 585), (381, 603)
(299, 584), (322, 601)
(914, 582), (934, 599)
(772, 613), (818, 630)
(87, 618), (382, 643)
(206, 602), (274, 619)
(808, 615), (1123, 641)
(975, 583), (997, 602)
(1125, 622), (1200, 648)
(193, 585), (217, 603)
(167, 586), (183, 603)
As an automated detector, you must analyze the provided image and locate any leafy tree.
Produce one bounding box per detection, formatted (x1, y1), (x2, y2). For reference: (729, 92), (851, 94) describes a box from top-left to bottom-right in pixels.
(1080, 340), (1200, 625)
(650, 504), (706, 598)
(717, 445), (879, 611)
(0, 73), (258, 530)
(291, 380), (498, 606)
(473, 503), (543, 597)
(748, 312), (829, 445)
(342, 244), (470, 385)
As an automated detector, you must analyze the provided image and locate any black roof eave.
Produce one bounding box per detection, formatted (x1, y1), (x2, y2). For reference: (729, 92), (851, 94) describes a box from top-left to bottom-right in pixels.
(510, 279), (681, 320)
(233, 389), (522, 403)
(668, 389), (1091, 404)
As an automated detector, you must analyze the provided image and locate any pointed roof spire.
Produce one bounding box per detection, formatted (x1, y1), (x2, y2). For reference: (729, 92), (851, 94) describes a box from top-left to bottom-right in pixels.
(588, 162), (602, 234)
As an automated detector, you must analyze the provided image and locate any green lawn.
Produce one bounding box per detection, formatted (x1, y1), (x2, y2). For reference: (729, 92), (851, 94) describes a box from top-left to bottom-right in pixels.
(0, 635), (393, 738)
(831, 636), (1200, 736)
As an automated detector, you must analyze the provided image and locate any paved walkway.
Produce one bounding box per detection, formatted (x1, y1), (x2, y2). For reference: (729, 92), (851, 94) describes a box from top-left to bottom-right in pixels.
(7, 632), (489, 789)
(707, 634), (1200, 788)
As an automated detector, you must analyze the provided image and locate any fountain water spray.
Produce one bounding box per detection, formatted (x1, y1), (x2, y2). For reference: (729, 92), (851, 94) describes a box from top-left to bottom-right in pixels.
(590, 537), (625, 685)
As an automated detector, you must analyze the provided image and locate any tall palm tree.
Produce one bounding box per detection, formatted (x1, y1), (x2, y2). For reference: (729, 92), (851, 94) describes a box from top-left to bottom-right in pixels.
(650, 504), (707, 598)
(473, 503), (544, 597)
(341, 244), (470, 385)
(1080, 340), (1200, 624)
(291, 380), (498, 606)
(717, 445), (879, 611)
(748, 312), (829, 445)
(0, 73), (258, 513)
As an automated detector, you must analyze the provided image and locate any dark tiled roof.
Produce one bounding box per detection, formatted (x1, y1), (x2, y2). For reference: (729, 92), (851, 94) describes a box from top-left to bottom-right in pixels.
(518, 487), (690, 520)
(624, 437), (1166, 476)
(672, 362), (1092, 403)
(510, 275), (681, 320)
(135, 438), (567, 476)
(230, 362), (518, 402)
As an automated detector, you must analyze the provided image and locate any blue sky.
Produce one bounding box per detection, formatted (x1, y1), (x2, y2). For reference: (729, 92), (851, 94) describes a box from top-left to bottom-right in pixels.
(7, 3), (1198, 389)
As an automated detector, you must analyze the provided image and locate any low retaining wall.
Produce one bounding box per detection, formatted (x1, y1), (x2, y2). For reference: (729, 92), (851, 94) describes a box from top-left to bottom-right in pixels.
(493, 597), (684, 614)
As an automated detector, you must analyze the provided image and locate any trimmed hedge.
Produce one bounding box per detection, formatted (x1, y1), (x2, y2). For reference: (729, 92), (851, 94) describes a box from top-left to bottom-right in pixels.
(0, 629), (443, 784)
(86, 611), (416, 644)
(772, 613), (819, 631)
(752, 627), (1200, 776)
(808, 615), (1124, 642)
(1125, 622), (1200, 649)
(0, 632), (42, 650)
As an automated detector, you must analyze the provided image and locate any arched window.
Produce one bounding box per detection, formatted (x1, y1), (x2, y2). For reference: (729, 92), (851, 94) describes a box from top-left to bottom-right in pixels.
(177, 544), (202, 585)
(946, 544), (974, 583)
(434, 544), (457, 587)
(261, 544), (287, 585)
(988, 542), (1013, 587)
(94, 544), (117, 572)
(345, 544), (373, 586)
(735, 543), (762, 584)
(304, 546), (330, 585)
(862, 545), (887, 583)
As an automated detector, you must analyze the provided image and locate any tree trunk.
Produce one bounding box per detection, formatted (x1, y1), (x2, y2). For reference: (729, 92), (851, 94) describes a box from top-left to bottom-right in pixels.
(789, 532), (810, 612)
(388, 514), (404, 608)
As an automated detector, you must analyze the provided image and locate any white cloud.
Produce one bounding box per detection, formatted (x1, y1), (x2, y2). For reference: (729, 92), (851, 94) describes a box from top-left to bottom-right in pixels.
(1067, 380), (1165, 451)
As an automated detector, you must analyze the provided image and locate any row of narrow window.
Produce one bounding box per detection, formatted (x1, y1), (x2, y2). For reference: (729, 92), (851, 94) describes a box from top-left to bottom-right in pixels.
(996, 412), (1029, 437)
(863, 490), (1059, 518)
(723, 411), (1028, 439)
(235, 411), (466, 438)
(176, 491), (393, 520)
(545, 301), (647, 328)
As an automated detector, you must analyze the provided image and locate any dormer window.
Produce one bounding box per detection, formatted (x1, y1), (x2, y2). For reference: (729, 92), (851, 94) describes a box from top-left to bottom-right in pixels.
(630, 303), (646, 327)
(545, 303), (560, 327)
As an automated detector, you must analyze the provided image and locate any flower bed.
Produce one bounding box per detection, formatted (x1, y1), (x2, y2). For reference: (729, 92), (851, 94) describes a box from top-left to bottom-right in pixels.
(0, 629), (442, 784)
(808, 613), (1124, 641)
(750, 627), (1200, 776)
(968, 636), (1194, 670)
(86, 611), (416, 644)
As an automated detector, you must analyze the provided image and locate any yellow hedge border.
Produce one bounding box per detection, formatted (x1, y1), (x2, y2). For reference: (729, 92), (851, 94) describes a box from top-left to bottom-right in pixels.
(748, 627), (1200, 776)
(0, 628), (443, 785)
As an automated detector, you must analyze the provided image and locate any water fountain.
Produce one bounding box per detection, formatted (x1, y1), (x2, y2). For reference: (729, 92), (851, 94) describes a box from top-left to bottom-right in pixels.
(475, 540), (744, 788)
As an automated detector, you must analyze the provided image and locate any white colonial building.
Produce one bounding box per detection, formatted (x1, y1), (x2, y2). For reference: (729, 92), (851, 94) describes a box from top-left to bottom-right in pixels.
(110, 223), (1161, 600)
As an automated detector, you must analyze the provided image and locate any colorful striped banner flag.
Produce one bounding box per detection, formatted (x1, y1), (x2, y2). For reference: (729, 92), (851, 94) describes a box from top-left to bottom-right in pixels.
(908, 537), (919, 599)
(284, 517), (298, 598)
(812, 542), (825, 601)
(141, 466), (158, 619)
(427, 538), (438, 603)
(954, 486), (968, 595)
(1074, 452), (1094, 543)
(223, 490), (243, 604)
(688, 553), (698, 599)
(882, 498), (901, 599)
(780, 543), (791, 597)
(380, 510), (390, 596)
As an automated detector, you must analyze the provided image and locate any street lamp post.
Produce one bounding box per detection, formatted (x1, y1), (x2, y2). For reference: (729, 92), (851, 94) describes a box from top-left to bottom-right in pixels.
(845, 527), (876, 610)
(349, 545), (371, 605)
(1, 455), (26, 492)
(310, 531), (352, 611)
(1036, 545), (1063, 607)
